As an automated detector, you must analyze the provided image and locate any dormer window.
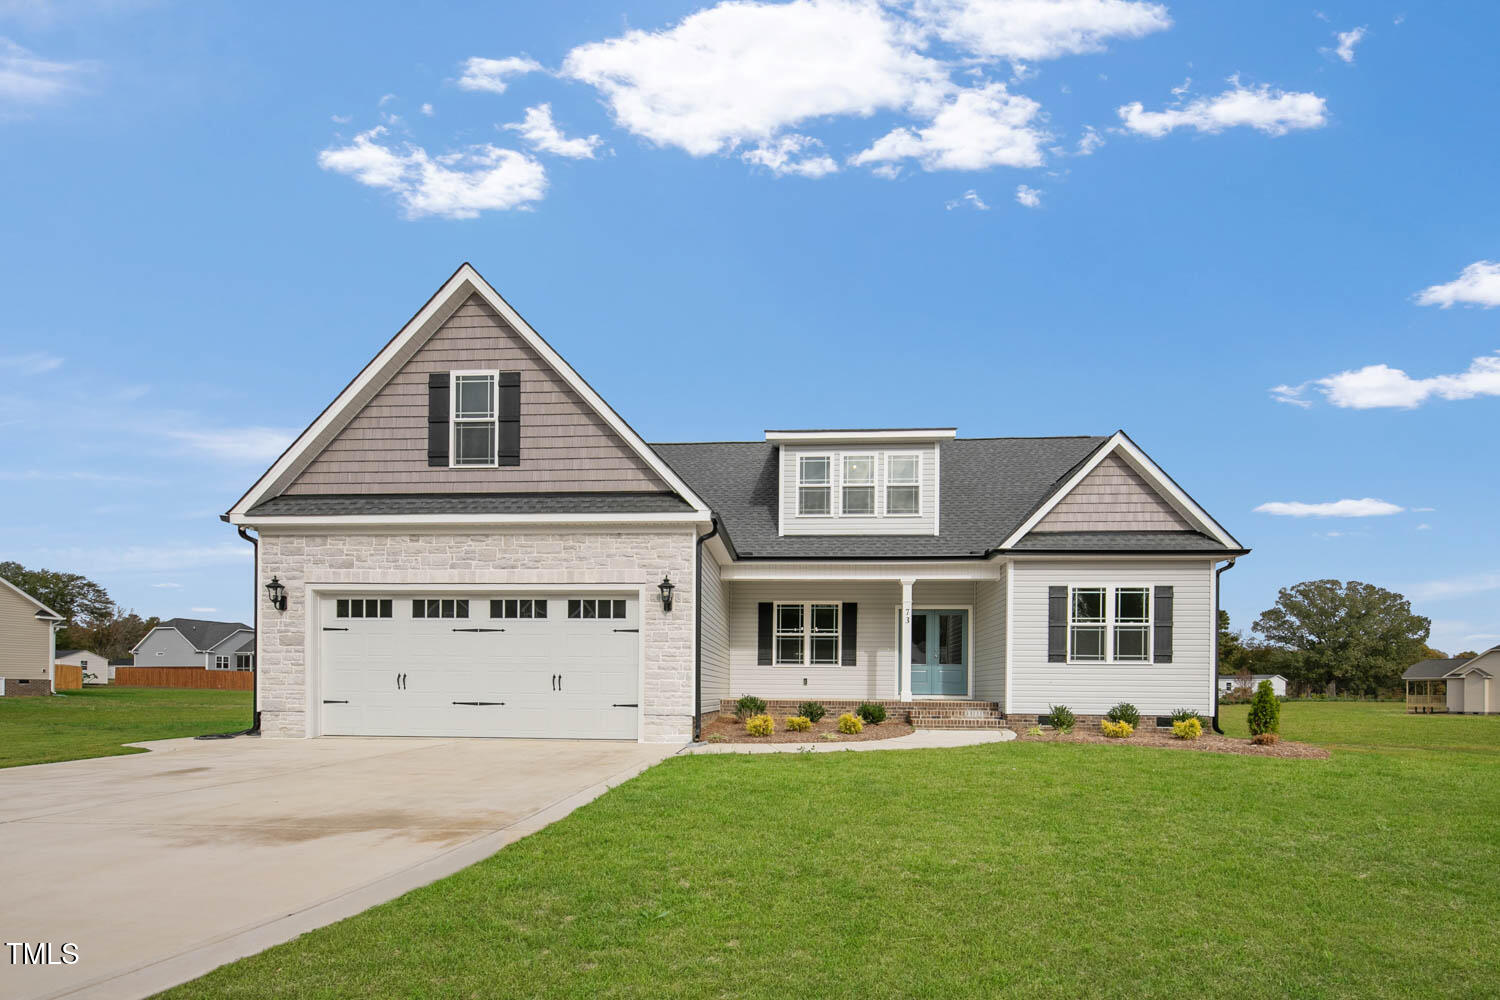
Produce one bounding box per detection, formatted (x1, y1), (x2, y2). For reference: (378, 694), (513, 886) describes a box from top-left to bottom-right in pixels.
(451, 371), (498, 467)
(842, 455), (875, 515)
(886, 453), (921, 515)
(797, 455), (831, 515)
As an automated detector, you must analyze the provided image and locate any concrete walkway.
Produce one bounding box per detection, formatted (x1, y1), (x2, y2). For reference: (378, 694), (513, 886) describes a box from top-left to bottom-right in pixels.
(680, 728), (1016, 754)
(0, 736), (676, 1000)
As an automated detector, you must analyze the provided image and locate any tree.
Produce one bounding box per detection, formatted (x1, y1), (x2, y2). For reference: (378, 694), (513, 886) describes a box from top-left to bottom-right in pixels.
(0, 561), (115, 642)
(81, 612), (161, 661)
(1455, 650), (1480, 660)
(1253, 580), (1430, 697)
(1248, 679), (1281, 736)
(1218, 610), (1247, 673)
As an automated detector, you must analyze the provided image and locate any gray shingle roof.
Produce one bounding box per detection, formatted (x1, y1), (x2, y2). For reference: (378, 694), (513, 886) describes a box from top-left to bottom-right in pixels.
(1012, 531), (1233, 552)
(246, 492), (695, 517)
(652, 436), (1243, 559)
(1403, 658), (1466, 680)
(162, 618), (251, 652)
(228, 634), (256, 654)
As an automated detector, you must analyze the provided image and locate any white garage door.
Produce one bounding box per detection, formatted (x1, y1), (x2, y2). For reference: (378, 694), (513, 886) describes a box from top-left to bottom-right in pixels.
(319, 592), (639, 740)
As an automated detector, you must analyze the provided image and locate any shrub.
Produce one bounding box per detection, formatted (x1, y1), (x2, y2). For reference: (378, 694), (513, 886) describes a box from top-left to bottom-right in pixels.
(1100, 719), (1134, 738)
(745, 714), (774, 737)
(837, 712), (864, 734)
(1172, 717), (1203, 741)
(705, 733), (727, 744)
(798, 701), (827, 723)
(1047, 704), (1076, 734)
(1250, 732), (1280, 746)
(1026, 726), (1044, 737)
(820, 731), (841, 741)
(1248, 680), (1281, 736)
(1105, 702), (1140, 727)
(1170, 707), (1201, 724)
(736, 695), (767, 720)
(785, 715), (812, 732)
(856, 702), (887, 725)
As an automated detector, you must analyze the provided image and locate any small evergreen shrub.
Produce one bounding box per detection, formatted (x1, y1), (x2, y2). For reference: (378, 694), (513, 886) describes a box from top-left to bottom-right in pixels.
(1172, 717), (1203, 741)
(1026, 726), (1044, 737)
(1100, 719), (1134, 738)
(745, 714), (774, 737)
(1248, 680), (1281, 736)
(837, 712), (863, 734)
(1250, 732), (1280, 746)
(736, 695), (767, 720)
(1105, 702), (1140, 727)
(1047, 704), (1076, 734)
(1170, 707), (1201, 724)
(856, 702), (887, 725)
(785, 715), (812, 732)
(798, 701), (827, 723)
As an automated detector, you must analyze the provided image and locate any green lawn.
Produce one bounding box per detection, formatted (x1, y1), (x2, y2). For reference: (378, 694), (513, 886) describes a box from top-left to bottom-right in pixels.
(161, 703), (1500, 1000)
(1218, 699), (1500, 755)
(0, 687), (253, 768)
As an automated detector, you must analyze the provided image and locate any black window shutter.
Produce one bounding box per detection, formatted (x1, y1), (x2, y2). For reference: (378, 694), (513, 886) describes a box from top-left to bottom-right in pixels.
(1154, 586), (1174, 663)
(427, 373), (449, 467)
(497, 371), (521, 466)
(1047, 586), (1068, 663)
(841, 602), (858, 666)
(757, 603), (773, 666)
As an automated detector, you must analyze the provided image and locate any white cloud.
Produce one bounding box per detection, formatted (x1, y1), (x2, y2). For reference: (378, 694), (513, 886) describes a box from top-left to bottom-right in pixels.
(1015, 183), (1041, 207)
(914, 0), (1170, 61)
(1254, 498), (1406, 518)
(0, 37), (89, 108)
(318, 126), (547, 219)
(852, 82), (1046, 172)
(456, 55), (543, 94)
(562, 0), (949, 157)
(1270, 383), (1313, 408)
(0, 351), (63, 374)
(1331, 26), (1366, 63)
(1075, 125), (1104, 155)
(945, 189), (989, 210)
(741, 133), (839, 177)
(1415, 260), (1500, 309)
(190, 606), (218, 613)
(1118, 81), (1328, 137)
(1411, 574), (1500, 602)
(152, 582), (182, 589)
(30, 543), (250, 574)
(164, 426), (297, 462)
(1311, 353), (1500, 409)
(503, 103), (603, 159)
(0, 468), (149, 483)
(420, 102), (434, 116)
(1416, 523), (1431, 531)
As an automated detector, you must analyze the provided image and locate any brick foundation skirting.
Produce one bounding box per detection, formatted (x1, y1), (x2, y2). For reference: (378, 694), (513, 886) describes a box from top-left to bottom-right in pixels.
(1, 678), (50, 697)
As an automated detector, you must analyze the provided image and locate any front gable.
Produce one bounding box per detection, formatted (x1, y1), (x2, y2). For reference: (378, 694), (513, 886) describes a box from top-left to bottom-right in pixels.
(1033, 452), (1192, 532)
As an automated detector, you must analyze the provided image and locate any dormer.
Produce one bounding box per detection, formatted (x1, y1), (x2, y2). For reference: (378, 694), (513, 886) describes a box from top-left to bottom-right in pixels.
(768, 429), (955, 536)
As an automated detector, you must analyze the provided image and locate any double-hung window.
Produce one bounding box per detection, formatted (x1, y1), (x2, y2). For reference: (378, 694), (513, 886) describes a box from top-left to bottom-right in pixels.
(1069, 588), (1106, 661)
(451, 371), (498, 467)
(773, 602), (841, 665)
(886, 453), (920, 515)
(841, 455), (875, 515)
(1113, 588), (1150, 661)
(797, 455), (831, 515)
(1069, 586), (1151, 662)
(214, 655), (230, 670)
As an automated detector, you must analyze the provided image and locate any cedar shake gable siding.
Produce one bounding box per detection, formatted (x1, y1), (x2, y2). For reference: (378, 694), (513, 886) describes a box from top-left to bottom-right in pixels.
(286, 294), (668, 495)
(1033, 452), (1192, 532)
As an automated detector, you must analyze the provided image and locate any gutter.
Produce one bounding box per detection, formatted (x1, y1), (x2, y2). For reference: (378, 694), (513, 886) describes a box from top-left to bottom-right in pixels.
(1212, 557), (1238, 735)
(692, 515), (721, 741)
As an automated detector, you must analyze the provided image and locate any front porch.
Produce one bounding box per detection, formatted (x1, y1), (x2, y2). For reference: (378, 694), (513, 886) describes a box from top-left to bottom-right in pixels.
(1405, 680), (1448, 714)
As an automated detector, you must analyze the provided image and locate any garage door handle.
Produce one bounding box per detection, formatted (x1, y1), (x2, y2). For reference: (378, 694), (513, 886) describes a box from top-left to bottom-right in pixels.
(451, 701), (506, 706)
(452, 627), (505, 633)
(323, 627), (348, 632)
(322, 699), (349, 704)
(613, 628), (639, 633)
(612, 703), (638, 708)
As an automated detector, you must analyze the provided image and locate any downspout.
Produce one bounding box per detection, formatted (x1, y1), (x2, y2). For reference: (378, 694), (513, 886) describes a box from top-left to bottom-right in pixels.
(1212, 557), (1237, 735)
(693, 515), (721, 742)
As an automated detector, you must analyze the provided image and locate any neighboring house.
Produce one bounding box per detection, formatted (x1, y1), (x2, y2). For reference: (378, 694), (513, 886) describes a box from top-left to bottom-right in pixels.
(1219, 673), (1287, 697)
(225, 264), (1249, 743)
(0, 576), (63, 696)
(1403, 647), (1500, 714)
(131, 618), (253, 670)
(55, 648), (111, 684)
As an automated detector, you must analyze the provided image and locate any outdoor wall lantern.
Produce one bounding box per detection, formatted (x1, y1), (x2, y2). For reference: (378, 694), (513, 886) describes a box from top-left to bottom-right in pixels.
(658, 575), (675, 613)
(265, 575), (288, 612)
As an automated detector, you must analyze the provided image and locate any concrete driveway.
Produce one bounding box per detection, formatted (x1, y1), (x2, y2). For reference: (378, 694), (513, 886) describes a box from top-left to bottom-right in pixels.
(0, 736), (678, 1000)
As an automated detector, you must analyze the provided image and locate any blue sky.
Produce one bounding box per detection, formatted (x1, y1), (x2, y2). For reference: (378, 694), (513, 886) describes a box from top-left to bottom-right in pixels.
(1, 1), (1495, 653)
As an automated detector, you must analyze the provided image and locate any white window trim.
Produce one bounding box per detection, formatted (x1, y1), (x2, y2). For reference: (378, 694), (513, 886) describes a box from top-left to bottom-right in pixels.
(1067, 585), (1153, 664)
(772, 601), (843, 667)
(213, 654), (230, 670)
(796, 454), (833, 517)
(234, 653), (253, 671)
(841, 453), (876, 517)
(884, 451), (922, 517)
(449, 369), (500, 469)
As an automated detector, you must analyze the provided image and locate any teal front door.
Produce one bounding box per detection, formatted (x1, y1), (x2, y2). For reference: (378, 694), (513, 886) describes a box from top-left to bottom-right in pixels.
(910, 610), (967, 696)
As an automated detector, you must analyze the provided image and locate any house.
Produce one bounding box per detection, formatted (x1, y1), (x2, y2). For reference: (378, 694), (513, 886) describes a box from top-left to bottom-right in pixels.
(0, 576), (63, 696)
(131, 618), (254, 671)
(1219, 673), (1287, 697)
(55, 648), (111, 684)
(224, 264), (1249, 742)
(1404, 647), (1500, 714)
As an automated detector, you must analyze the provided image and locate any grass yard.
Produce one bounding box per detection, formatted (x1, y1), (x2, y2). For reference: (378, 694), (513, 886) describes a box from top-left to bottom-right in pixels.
(160, 703), (1500, 1000)
(0, 687), (252, 768)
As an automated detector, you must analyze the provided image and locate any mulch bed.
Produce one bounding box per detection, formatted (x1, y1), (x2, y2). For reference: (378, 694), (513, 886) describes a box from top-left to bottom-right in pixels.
(701, 715), (915, 744)
(1013, 725), (1329, 759)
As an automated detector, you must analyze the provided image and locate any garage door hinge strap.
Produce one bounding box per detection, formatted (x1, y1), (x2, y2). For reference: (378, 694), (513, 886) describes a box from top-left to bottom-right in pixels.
(452, 627), (505, 632)
(451, 701), (506, 706)
(323, 627), (349, 632)
(322, 699), (349, 704)
(613, 628), (639, 633)
(612, 703), (638, 708)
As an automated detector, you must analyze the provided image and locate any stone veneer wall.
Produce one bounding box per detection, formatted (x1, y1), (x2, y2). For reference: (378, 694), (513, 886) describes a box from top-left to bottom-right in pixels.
(255, 527), (697, 742)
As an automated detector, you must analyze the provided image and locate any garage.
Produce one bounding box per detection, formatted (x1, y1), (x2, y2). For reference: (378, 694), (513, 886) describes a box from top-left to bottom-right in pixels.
(318, 591), (640, 739)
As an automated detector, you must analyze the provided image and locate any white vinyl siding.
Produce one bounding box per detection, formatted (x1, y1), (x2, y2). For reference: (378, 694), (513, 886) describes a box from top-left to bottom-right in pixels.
(699, 553), (730, 713)
(1010, 559), (1215, 715)
(779, 443), (939, 536)
(0, 584), (52, 682)
(973, 577), (1007, 702)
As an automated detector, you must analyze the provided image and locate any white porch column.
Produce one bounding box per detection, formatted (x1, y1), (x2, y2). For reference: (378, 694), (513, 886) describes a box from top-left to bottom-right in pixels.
(899, 577), (914, 702)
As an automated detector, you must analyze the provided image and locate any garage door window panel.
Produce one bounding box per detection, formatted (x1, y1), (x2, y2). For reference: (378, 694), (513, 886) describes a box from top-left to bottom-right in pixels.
(412, 598), (469, 619)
